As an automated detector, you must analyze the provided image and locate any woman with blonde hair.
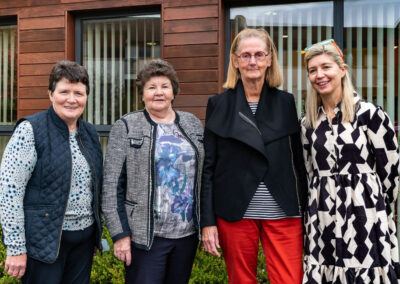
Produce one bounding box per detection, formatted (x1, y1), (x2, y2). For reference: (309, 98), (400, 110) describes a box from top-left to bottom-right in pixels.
(301, 39), (400, 283)
(201, 28), (307, 284)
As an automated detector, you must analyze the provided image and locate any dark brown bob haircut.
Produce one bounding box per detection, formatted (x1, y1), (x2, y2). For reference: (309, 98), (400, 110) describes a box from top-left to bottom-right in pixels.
(48, 60), (90, 95)
(137, 59), (180, 100)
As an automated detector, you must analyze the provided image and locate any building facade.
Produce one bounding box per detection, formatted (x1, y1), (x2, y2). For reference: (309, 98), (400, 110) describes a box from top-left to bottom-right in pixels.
(0, 0), (399, 129)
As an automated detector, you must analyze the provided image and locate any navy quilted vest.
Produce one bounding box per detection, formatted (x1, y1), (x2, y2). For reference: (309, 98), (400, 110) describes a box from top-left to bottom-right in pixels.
(18, 106), (103, 263)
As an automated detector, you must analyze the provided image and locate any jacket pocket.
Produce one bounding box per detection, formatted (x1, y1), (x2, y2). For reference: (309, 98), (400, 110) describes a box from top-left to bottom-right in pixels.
(196, 134), (204, 144)
(128, 132), (144, 148)
(124, 201), (137, 235)
(124, 200), (137, 218)
(24, 205), (57, 249)
(189, 132), (204, 144)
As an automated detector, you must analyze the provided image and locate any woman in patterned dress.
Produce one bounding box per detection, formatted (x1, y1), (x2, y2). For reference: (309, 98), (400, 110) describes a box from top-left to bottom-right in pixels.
(301, 40), (400, 283)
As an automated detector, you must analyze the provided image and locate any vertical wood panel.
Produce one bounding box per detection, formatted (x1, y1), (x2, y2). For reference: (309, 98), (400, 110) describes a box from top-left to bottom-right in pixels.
(65, 11), (75, 61)
(162, 1), (221, 117)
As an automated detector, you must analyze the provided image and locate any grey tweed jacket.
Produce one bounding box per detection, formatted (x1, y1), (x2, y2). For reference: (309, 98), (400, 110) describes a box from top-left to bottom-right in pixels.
(102, 109), (204, 250)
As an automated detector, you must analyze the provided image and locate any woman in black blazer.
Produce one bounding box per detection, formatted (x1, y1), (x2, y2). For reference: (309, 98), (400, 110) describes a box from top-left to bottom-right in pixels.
(200, 28), (307, 284)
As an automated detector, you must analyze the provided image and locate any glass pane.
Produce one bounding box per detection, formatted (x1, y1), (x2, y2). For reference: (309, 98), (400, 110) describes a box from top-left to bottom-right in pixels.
(100, 136), (108, 157)
(0, 136), (10, 160)
(344, 0), (400, 127)
(0, 25), (17, 125)
(82, 15), (161, 125)
(230, 2), (334, 115)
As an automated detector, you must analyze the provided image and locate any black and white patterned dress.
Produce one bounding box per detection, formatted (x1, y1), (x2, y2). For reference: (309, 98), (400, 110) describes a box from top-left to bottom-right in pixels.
(301, 95), (400, 283)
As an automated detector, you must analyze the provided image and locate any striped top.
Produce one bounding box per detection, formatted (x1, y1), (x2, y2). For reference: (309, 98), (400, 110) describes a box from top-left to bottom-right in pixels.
(243, 102), (287, 220)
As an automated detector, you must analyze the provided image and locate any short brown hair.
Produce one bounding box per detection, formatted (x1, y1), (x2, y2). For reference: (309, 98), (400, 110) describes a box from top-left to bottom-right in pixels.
(48, 60), (90, 95)
(137, 60), (180, 103)
(224, 28), (282, 89)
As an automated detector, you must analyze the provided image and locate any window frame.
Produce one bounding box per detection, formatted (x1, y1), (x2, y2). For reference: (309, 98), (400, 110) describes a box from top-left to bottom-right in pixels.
(0, 16), (17, 136)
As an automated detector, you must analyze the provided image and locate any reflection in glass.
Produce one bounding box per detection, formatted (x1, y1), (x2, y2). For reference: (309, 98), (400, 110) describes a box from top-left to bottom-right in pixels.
(100, 136), (108, 157)
(0, 136), (10, 160)
(344, 0), (400, 125)
(230, 2), (334, 115)
(82, 15), (161, 125)
(0, 25), (17, 125)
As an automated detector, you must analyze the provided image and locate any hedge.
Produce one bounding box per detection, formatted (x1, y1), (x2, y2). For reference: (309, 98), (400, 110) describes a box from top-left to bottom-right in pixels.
(0, 226), (269, 283)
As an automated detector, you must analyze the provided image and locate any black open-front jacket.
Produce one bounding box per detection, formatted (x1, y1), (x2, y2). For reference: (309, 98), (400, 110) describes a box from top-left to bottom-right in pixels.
(200, 80), (308, 227)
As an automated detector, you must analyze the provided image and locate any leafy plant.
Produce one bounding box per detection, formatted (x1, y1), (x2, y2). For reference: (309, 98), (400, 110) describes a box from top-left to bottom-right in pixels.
(0, 225), (269, 284)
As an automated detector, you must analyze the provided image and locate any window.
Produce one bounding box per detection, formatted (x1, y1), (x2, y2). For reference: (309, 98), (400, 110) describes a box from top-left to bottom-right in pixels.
(0, 19), (17, 159)
(343, 0), (400, 124)
(76, 12), (161, 128)
(228, 1), (400, 128)
(229, 2), (334, 115)
(0, 23), (17, 125)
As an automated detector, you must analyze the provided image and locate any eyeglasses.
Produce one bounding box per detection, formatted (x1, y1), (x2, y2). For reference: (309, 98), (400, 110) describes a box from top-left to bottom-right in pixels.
(304, 39), (344, 63)
(236, 51), (269, 63)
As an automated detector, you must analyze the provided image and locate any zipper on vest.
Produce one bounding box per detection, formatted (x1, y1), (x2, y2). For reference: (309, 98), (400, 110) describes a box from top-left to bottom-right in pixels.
(56, 144), (73, 258)
(78, 133), (102, 251)
(288, 136), (302, 215)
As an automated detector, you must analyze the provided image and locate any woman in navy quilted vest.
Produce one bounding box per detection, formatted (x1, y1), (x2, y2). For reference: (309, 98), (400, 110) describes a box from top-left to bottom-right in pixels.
(301, 40), (400, 283)
(102, 59), (204, 284)
(0, 60), (103, 283)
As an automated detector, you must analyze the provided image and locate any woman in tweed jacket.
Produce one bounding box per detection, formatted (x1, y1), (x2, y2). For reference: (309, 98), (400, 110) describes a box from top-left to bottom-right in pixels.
(102, 60), (204, 284)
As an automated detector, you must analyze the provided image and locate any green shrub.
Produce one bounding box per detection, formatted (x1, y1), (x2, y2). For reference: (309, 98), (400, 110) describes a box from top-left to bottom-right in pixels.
(189, 248), (228, 283)
(0, 226), (19, 284)
(0, 225), (269, 283)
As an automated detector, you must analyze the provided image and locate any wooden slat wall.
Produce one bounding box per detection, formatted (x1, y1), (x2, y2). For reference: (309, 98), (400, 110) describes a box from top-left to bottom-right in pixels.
(163, 0), (220, 120)
(0, 0), (223, 121)
(18, 9), (66, 116)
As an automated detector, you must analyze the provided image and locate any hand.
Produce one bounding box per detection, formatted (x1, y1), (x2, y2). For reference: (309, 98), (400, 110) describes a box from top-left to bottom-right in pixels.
(114, 236), (132, 266)
(201, 226), (221, 257)
(5, 254), (27, 279)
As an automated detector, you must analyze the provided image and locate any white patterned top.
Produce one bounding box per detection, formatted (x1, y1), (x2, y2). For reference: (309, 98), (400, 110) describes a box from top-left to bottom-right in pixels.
(0, 120), (94, 256)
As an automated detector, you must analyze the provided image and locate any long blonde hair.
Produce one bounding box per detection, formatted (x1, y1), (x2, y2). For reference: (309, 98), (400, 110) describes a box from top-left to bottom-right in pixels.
(304, 43), (356, 128)
(223, 28), (282, 89)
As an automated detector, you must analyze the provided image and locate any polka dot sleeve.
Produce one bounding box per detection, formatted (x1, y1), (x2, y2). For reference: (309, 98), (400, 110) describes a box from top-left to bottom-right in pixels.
(0, 120), (37, 256)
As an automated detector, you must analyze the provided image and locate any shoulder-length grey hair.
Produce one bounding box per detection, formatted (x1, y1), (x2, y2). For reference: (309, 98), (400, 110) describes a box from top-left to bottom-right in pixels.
(303, 43), (356, 128)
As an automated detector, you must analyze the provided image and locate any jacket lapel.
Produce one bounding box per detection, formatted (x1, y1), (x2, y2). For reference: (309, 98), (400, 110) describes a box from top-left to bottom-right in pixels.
(255, 85), (300, 144)
(205, 80), (267, 158)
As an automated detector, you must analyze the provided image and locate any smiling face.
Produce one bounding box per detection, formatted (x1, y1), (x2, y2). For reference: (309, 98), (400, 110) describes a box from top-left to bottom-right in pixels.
(49, 78), (87, 130)
(233, 36), (271, 83)
(142, 76), (174, 115)
(307, 53), (346, 99)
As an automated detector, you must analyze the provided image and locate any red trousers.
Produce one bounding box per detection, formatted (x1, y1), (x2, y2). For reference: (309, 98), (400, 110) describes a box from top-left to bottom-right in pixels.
(217, 217), (303, 284)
